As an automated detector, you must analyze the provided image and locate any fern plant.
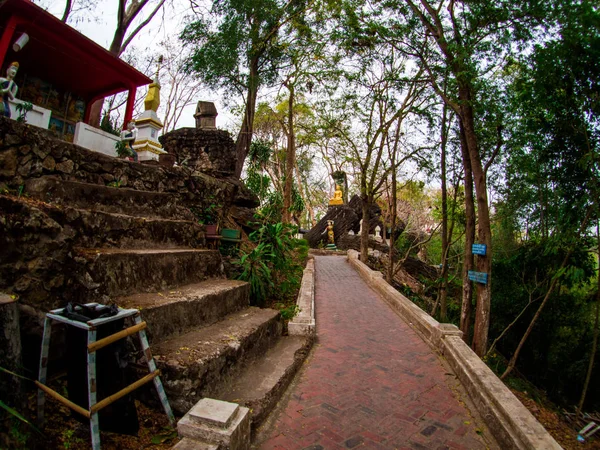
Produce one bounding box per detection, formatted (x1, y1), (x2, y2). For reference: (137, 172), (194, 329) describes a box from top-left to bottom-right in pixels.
(236, 243), (274, 306)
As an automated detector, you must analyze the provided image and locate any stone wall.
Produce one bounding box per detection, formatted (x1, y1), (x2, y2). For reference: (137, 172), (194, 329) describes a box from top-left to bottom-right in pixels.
(0, 119), (256, 209)
(0, 118), (258, 311)
(159, 127), (237, 178)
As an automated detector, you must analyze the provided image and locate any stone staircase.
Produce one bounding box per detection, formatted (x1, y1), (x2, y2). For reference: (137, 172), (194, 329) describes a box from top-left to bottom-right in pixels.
(20, 172), (311, 439)
(0, 117), (312, 448)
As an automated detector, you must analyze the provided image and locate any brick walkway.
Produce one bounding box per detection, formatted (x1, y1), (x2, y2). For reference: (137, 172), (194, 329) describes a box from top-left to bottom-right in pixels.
(258, 256), (495, 450)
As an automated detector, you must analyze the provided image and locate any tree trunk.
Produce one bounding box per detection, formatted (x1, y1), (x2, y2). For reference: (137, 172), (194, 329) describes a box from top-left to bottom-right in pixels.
(0, 294), (23, 409)
(457, 83), (492, 357)
(459, 121), (475, 342)
(439, 102), (449, 321)
(295, 160), (315, 227)
(235, 57), (259, 178)
(61, 0), (73, 22)
(283, 84), (295, 224)
(387, 151), (398, 284)
(360, 195), (371, 263)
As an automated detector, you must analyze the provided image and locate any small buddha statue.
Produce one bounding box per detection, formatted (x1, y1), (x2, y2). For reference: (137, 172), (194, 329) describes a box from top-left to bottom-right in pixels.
(329, 184), (344, 205)
(0, 62), (19, 118)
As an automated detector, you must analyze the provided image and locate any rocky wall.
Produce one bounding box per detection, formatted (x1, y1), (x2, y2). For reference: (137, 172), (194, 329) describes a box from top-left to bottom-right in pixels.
(0, 118), (258, 213)
(159, 127), (237, 178)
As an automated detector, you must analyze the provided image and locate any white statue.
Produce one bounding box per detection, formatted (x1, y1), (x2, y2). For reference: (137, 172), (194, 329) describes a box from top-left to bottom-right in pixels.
(375, 225), (382, 242)
(121, 121), (139, 162)
(359, 219), (363, 234)
(0, 62), (19, 118)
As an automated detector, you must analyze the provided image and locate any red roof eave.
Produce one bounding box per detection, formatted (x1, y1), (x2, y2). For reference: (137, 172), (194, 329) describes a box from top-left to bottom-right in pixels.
(0, 0), (151, 100)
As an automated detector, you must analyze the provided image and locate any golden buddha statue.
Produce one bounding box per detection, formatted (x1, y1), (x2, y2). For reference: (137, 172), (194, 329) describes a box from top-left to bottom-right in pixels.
(329, 184), (343, 205)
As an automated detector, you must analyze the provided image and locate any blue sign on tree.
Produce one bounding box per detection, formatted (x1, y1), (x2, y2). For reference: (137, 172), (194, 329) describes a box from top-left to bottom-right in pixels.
(468, 270), (488, 284)
(472, 244), (487, 256)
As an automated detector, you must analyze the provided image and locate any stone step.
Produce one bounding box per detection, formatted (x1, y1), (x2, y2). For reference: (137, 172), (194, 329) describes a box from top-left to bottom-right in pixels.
(77, 248), (223, 296)
(153, 307), (283, 415)
(57, 207), (203, 249)
(25, 176), (193, 220)
(214, 335), (311, 427)
(117, 279), (250, 343)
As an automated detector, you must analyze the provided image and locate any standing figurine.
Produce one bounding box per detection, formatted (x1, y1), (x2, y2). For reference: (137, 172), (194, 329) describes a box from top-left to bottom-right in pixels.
(121, 121), (139, 162)
(0, 62), (19, 118)
(327, 220), (335, 244)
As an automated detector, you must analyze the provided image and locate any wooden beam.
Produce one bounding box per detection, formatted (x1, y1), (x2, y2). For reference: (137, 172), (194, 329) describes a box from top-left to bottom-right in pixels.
(90, 370), (160, 414)
(35, 381), (90, 419)
(87, 322), (146, 353)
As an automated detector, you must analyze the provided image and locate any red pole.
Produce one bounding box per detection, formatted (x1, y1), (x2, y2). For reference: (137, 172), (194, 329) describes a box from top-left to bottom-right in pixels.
(0, 16), (21, 70)
(123, 86), (136, 128)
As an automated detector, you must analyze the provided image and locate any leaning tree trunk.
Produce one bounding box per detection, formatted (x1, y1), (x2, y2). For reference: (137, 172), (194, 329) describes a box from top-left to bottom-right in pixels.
(235, 58), (259, 178)
(0, 293), (23, 409)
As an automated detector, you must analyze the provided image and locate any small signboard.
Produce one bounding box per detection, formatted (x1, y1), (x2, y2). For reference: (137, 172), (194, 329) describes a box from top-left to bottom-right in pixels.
(468, 270), (488, 284)
(472, 244), (487, 256)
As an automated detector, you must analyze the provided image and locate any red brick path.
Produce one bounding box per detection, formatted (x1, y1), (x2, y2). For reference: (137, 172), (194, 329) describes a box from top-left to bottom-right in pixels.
(258, 256), (495, 450)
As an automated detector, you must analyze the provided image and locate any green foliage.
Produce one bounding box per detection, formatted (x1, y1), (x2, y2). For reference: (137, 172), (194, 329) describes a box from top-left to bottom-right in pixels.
(151, 427), (178, 445)
(236, 242), (275, 307)
(106, 179), (122, 188)
(100, 114), (121, 137)
(14, 101), (32, 123)
(114, 140), (131, 158)
(189, 197), (222, 225)
(275, 303), (300, 320)
(61, 428), (83, 449)
(235, 223), (307, 308)
(490, 238), (597, 406)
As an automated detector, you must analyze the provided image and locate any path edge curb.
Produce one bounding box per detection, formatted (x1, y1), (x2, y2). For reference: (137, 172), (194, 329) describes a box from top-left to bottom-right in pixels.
(288, 257), (316, 336)
(346, 250), (562, 450)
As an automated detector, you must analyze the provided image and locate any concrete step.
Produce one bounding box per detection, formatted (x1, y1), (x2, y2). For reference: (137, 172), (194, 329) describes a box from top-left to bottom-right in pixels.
(55, 207), (203, 249)
(153, 307), (283, 415)
(214, 335), (311, 427)
(77, 248), (223, 296)
(25, 176), (193, 220)
(117, 279), (250, 343)
(172, 438), (220, 450)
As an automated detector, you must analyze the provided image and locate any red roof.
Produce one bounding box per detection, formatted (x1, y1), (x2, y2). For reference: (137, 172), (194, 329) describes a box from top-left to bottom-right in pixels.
(0, 0), (151, 101)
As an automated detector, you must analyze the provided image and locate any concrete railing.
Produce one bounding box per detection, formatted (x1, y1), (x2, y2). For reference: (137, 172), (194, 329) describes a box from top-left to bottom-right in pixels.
(8, 99), (51, 129)
(288, 258), (316, 336)
(346, 250), (562, 450)
(73, 122), (120, 157)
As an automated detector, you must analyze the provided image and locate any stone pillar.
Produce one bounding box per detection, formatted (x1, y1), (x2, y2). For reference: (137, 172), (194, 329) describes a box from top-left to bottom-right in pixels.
(194, 102), (218, 129)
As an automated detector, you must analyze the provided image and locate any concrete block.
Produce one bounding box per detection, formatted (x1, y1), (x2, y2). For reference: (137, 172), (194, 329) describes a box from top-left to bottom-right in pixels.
(431, 323), (463, 347)
(189, 398), (240, 428)
(178, 399), (250, 450)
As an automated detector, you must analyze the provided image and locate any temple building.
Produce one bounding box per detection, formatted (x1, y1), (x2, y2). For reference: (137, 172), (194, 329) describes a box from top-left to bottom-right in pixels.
(0, 0), (151, 152)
